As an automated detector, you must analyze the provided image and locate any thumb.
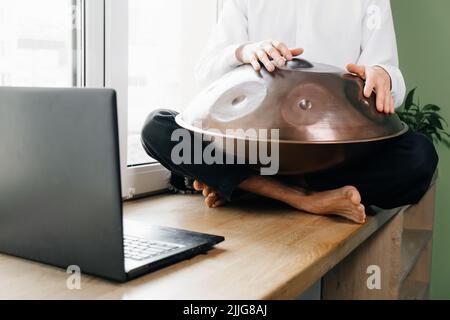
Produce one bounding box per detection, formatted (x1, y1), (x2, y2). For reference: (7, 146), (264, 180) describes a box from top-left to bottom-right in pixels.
(347, 63), (366, 79)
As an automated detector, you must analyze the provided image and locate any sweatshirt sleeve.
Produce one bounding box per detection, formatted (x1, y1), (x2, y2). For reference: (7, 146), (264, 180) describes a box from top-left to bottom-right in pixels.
(357, 0), (406, 108)
(195, 0), (249, 86)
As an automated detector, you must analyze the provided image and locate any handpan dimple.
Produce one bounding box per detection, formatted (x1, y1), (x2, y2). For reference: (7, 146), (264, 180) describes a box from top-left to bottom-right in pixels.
(176, 58), (408, 175)
(209, 80), (267, 123)
(298, 99), (313, 111)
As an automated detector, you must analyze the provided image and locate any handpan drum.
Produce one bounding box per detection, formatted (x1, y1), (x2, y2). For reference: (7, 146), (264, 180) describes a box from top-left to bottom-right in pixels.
(176, 58), (408, 175)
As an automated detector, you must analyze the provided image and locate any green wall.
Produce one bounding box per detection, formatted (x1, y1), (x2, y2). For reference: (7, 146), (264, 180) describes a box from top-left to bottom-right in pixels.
(392, 0), (450, 299)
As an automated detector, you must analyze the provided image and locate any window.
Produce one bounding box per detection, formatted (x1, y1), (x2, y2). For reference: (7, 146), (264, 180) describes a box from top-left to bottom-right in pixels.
(127, 0), (218, 167)
(0, 0), (83, 87)
(0, 0), (220, 198)
(106, 0), (219, 197)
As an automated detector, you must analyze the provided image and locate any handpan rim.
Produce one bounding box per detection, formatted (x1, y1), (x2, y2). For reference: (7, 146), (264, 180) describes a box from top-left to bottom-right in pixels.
(175, 115), (409, 145)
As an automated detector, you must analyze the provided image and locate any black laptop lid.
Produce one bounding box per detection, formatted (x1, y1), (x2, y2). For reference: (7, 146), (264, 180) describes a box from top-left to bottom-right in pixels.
(0, 87), (126, 281)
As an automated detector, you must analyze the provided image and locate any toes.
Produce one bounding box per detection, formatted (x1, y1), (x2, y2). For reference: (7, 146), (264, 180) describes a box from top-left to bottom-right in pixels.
(212, 199), (227, 208)
(359, 204), (366, 214)
(360, 209), (367, 224)
(193, 180), (205, 191)
(340, 204), (366, 224)
(209, 192), (217, 199)
(355, 217), (366, 224)
(350, 213), (365, 224)
(346, 213), (365, 224)
(205, 194), (216, 208)
(202, 187), (213, 197)
(205, 193), (219, 208)
(356, 205), (367, 224)
(204, 197), (213, 208)
(205, 192), (227, 208)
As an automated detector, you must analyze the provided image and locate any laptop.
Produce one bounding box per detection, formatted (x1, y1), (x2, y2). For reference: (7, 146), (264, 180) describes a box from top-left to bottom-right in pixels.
(0, 87), (224, 282)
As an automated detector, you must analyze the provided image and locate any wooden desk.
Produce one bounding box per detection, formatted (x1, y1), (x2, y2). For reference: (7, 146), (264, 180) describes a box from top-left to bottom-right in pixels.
(0, 184), (435, 300)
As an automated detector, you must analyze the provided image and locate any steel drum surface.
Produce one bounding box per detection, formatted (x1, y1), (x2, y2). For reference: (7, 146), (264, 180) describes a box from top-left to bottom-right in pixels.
(176, 59), (408, 174)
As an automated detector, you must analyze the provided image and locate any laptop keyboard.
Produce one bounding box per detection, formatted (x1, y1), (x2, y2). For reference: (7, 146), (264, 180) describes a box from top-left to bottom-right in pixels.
(124, 235), (183, 261)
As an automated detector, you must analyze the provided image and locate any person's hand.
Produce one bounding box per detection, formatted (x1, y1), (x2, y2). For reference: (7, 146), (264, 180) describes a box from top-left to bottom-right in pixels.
(236, 40), (304, 72)
(346, 64), (395, 114)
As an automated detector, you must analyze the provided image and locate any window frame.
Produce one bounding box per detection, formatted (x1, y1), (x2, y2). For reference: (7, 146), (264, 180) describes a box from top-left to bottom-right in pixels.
(0, 0), (84, 88)
(85, 0), (222, 199)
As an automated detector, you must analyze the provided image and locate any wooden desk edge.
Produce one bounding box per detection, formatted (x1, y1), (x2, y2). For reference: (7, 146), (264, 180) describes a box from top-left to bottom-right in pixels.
(264, 206), (408, 299)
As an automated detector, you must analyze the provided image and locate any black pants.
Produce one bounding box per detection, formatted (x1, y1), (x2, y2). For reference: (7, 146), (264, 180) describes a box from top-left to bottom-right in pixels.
(141, 109), (439, 209)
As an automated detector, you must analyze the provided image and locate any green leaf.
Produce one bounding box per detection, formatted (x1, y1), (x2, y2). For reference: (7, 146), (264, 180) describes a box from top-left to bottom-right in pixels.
(428, 114), (444, 130)
(443, 138), (450, 149)
(435, 114), (449, 126)
(427, 112), (447, 121)
(435, 132), (442, 142)
(404, 88), (417, 111)
(397, 87), (450, 145)
(424, 133), (434, 142)
(409, 104), (421, 112)
(415, 111), (424, 125)
(418, 123), (438, 137)
(422, 104), (441, 112)
(423, 122), (439, 131)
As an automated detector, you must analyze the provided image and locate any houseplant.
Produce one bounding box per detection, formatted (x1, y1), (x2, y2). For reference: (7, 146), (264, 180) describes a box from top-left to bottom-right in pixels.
(397, 88), (450, 148)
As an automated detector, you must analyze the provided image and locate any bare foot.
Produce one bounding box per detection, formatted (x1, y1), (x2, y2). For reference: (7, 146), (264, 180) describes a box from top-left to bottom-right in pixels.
(193, 181), (227, 208)
(288, 186), (366, 224)
(193, 178), (365, 223)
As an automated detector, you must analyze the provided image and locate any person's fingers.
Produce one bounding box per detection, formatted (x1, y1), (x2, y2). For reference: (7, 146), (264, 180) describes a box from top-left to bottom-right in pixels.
(264, 43), (285, 67)
(346, 63), (358, 74)
(249, 54), (261, 71)
(256, 50), (275, 72)
(272, 40), (293, 60)
(364, 79), (375, 98)
(384, 89), (392, 114)
(347, 63), (366, 79)
(290, 48), (304, 57)
(375, 83), (386, 113)
(390, 95), (395, 114)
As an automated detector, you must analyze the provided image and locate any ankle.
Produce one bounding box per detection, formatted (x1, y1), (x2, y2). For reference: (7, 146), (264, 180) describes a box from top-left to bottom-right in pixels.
(282, 186), (308, 207)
